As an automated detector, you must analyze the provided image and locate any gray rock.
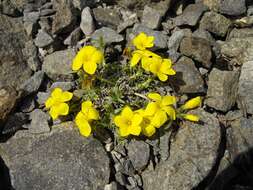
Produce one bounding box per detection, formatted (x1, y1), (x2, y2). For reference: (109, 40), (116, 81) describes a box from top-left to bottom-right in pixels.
(142, 109), (221, 190)
(132, 24), (168, 49)
(93, 7), (122, 30)
(72, 0), (98, 10)
(115, 172), (127, 186)
(0, 0), (21, 16)
(42, 49), (75, 81)
(36, 92), (50, 105)
(34, 30), (54, 48)
(104, 181), (123, 190)
(142, 5), (162, 29)
(227, 116), (253, 161)
(206, 68), (240, 112)
(238, 61), (253, 114)
(23, 40), (41, 71)
(198, 0), (220, 11)
(200, 11), (231, 37)
(19, 71), (44, 97)
(23, 11), (39, 23)
(91, 27), (124, 45)
(0, 15), (32, 90)
(52, 0), (76, 34)
(80, 7), (95, 36)
(39, 8), (55, 16)
(220, 37), (253, 65)
(64, 27), (82, 46)
(193, 29), (215, 43)
(117, 12), (138, 33)
(29, 109), (50, 134)
(0, 122), (110, 190)
(173, 3), (208, 26)
(228, 28), (253, 40)
(49, 81), (75, 92)
(127, 140), (150, 171)
(168, 29), (192, 52)
(248, 5), (253, 16)
(219, 0), (246, 16)
(0, 87), (18, 123)
(170, 56), (205, 94)
(2, 112), (28, 134)
(180, 36), (212, 68)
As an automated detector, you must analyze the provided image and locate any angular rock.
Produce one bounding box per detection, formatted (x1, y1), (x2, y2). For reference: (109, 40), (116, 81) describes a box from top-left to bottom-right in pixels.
(170, 56), (205, 94)
(64, 27), (82, 46)
(180, 36), (212, 68)
(23, 40), (41, 71)
(34, 29), (54, 48)
(168, 29), (192, 52)
(206, 68), (240, 112)
(173, 3), (208, 26)
(0, 0), (21, 16)
(0, 15), (32, 90)
(80, 7), (95, 36)
(2, 112), (29, 134)
(219, 0), (246, 16)
(19, 71), (44, 97)
(93, 7), (122, 30)
(142, 5), (162, 29)
(42, 49), (75, 81)
(0, 87), (18, 123)
(198, 0), (220, 11)
(200, 12), (231, 37)
(0, 122), (110, 190)
(227, 117), (253, 161)
(72, 0), (98, 10)
(238, 61), (253, 114)
(49, 81), (75, 92)
(127, 140), (150, 171)
(104, 181), (123, 190)
(193, 29), (215, 43)
(20, 96), (36, 113)
(142, 109), (221, 190)
(29, 109), (50, 134)
(132, 24), (168, 49)
(117, 12), (138, 33)
(52, 0), (76, 34)
(36, 92), (50, 105)
(228, 28), (253, 40)
(220, 37), (253, 65)
(91, 27), (124, 45)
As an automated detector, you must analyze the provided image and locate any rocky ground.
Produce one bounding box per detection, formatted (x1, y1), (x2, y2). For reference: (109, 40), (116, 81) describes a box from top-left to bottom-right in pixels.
(0, 0), (253, 189)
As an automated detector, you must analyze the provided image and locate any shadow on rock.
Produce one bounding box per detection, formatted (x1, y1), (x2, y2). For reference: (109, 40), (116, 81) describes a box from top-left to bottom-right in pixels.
(0, 156), (14, 190)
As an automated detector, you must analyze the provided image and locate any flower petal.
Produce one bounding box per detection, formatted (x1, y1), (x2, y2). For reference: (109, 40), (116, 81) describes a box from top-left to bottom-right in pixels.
(83, 61), (97, 75)
(162, 96), (176, 106)
(151, 111), (167, 128)
(45, 97), (54, 108)
(114, 115), (128, 128)
(163, 106), (176, 120)
(51, 88), (63, 99)
(157, 73), (168, 81)
(147, 93), (162, 101)
(88, 107), (99, 121)
(132, 113), (143, 126)
(145, 102), (158, 116)
(128, 125), (141, 136)
(180, 96), (202, 110)
(81, 100), (93, 114)
(119, 125), (129, 137)
(145, 36), (154, 48)
(61, 91), (73, 102)
(72, 52), (84, 71)
(49, 106), (59, 120)
(77, 119), (92, 137)
(91, 50), (103, 64)
(142, 124), (156, 137)
(183, 114), (199, 122)
(82, 46), (97, 57)
(56, 102), (69, 116)
(121, 106), (134, 119)
(130, 51), (142, 67)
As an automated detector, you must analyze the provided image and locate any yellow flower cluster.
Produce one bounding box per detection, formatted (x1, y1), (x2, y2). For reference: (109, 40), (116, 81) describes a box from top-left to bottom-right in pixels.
(114, 93), (202, 137)
(130, 32), (176, 81)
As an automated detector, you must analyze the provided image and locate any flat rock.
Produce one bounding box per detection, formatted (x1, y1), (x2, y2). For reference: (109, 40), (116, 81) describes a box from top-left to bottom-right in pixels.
(28, 109), (50, 134)
(93, 7), (122, 30)
(42, 49), (75, 81)
(142, 109), (221, 190)
(91, 27), (124, 45)
(170, 56), (205, 94)
(180, 36), (212, 68)
(168, 29), (192, 52)
(49, 81), (75, 92)
(200, 11), (231, 37)
(228, 28), (253, 40)
(238, 61), (253, 114)
(0, 87), (18, 123)
(132, 24), (168, 49)
(173, 3), (208, 26)
(52, 0), (76, 34)
(0, 122), (110, 190)
(64, 27), (82, 46)
(2, 112), (28, 134)
(220, 37), (253, 65)
(34, 29), (54, 48)
(0, 15), (32, 90)
(23, 40), (41, 71)
(142, 5), (162, 29)
(80, 7), (95, 36)
(227, 117), (253, 161)
(219, 0), (246, 16)
(127, 140), (150, 171)
(206, 68), (240, 112)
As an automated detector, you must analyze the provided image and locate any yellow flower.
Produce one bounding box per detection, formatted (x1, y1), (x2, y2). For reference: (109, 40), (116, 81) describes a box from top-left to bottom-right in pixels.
(75, 101), (99, 137)
(132, 32), (154, 50)
(136, 109), (167, 137)
(145, 92), (176, 120)
(149, 57), (176, 81)
(45, 88), (73, 120)
(72, 45), (103, 75)
(180, 96), (201, 110)
(182, 114), (199, 122)
(130, 49), (159, 69)
(114, 106), (143, 137)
